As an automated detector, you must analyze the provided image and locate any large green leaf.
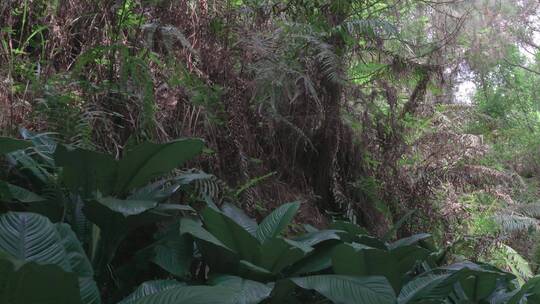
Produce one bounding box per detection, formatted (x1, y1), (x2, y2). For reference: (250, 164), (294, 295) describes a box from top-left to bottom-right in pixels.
(198, 205), (316, 278)
(355, 235), (388, 250)
(83, 197), (163, 272)
(0, 212), (99, 303)
(0, 257), (83, 304)
(0, 212), (70, 268)
(180, 217), (232, 250)
(128, 178), (187, 202)
(174, 170), (215, 185)
(83, 197), (159, 250)
(127, 170), (214, 203)
(152, 239), (193, 277)
(119, 285), (238, 304)
(114, 139), (204, 194)
(382, 210), (416, 242)
(460, 271), (500, 301)
(258, 237), (312, 274)
(119, 280), (185, 304)
(201, 207), (260, 262)
(288, 242), (340, 275)
(54, 139), (204, 197)
(508, 276), (540, 303)
(291, 275), (396, 304)
(210, 275), (273, 304)
(0, 137), (31, 154)
(332, 243), (401, 292)
(397, 273), (456, 304)
(56, 224), (101, 304)
(398, 263), (509, 303)
(54, 145), (118, 197)
(265, 279), (298, 304)
(390, 245), (431, 277)
(452, 264), (514, 302)
(7, 143), (53, 184)
(180, 217), (240, 274)
(329, 221), (368, 243)
(92, 197), (158, 217)
(256, 202), (300, 243)
(150, 221), (194, 277)
(0, 181), (45, 203)
(221, 203), (258, 237)
(19, 129), (57, 162)
(292, 229), (342, 247)
(389, 233), (431, 250)
(489, 288), (520, 304)
(238, 259), (275, 282)
(6, 183), (45, 202)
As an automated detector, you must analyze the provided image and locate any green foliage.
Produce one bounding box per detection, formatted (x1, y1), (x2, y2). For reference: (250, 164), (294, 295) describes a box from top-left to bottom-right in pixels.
(3, 135), (538, 302)
(401, 113), (432, 145)
(3, 192), (540, 303)
(235, 172), (276, 198)
(171, 65), (225, 124)
(0, 137), (31, 154)
(117, 280), (184, 304)
(1, 2), (540, 298)
(446, 189), (540, 270)
(493, 244), (534, 286)
(470, 46), (540, 177)
(0, 212), (99, 304)
(116, 0), (145, 32)
(73, 44), (159, 140)
(291, 275), (396, 304)
(0, 258), (83, 304)
(1, 133), (206, 287)
(113, 139), (204, 194)
(120, 285), (242, 304)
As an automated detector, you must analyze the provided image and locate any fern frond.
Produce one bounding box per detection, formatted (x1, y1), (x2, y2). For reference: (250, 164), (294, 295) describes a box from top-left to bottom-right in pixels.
(299, 34), (344, 83)
(493, 213), (539, 233)
(19, 129), (57, 163)
(245, 26), (324, 149)
(142, 23), (199, 60)
(496, 243), (533, 285)
(516, 204), (540, 219)
(340, 19), (397, 38)
(175, 169), (230, 205)
(235, 172), (276, 198)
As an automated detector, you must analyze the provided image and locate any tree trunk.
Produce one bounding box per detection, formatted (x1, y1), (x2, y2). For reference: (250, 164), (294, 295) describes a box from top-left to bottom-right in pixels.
(312, 6), (346, 211)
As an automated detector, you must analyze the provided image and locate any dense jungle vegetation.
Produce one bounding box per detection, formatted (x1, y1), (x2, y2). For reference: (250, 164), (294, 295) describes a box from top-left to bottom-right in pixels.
(4, 0), (540, 303)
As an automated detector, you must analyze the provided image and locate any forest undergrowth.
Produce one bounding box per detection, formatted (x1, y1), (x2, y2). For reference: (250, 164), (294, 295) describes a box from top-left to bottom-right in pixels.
(3, 0), (540, 303)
